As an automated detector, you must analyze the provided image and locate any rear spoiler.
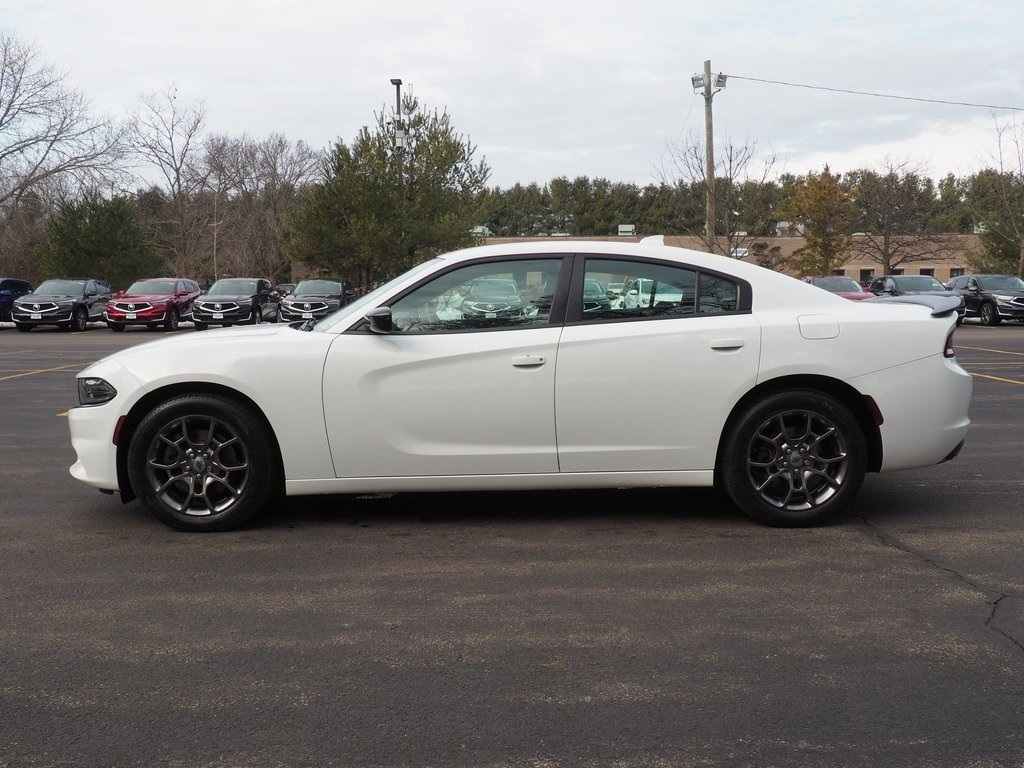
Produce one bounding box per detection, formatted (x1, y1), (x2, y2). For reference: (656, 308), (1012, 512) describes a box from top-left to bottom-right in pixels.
(865, 294), (962, 318)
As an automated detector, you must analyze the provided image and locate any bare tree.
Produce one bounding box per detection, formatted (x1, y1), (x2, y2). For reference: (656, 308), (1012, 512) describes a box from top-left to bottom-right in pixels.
(127, 84), (208, 276)
(659, 131), (779, 255)
(845, 158), (952, 274)
(203, 133), (322, 282)
(967, 119), (1024, 277)
(0, 34), (124, 214)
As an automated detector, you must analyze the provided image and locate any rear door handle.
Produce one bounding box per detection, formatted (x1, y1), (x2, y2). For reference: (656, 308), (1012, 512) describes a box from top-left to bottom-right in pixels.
(709, 338), (744, 350)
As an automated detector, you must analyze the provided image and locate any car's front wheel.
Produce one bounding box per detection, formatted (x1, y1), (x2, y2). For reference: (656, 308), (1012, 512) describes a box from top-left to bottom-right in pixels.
(69, 306), (88, 332)
(126, 394), (279, 532)
(979, 302), (1000, 326)
(164, 308), (180, 331)
(719, 390), (866, 527)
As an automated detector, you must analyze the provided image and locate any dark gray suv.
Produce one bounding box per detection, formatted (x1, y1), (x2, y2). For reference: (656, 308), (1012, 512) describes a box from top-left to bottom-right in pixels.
(945, 274), (1024, 325)
(12, 277), (114, 331)
(278, 278), (357, 323)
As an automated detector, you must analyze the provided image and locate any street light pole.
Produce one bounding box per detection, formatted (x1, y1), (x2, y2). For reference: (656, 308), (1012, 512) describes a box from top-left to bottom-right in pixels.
(692, 60), (727, 254)
(390, 77), (404, 187)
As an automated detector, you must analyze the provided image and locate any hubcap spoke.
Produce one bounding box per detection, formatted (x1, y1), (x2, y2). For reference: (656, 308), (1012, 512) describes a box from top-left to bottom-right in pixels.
(145, 413), (249, 518)
(745, 408), (848, 511)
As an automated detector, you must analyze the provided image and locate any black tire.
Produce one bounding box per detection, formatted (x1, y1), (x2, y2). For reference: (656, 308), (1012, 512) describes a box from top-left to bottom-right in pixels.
(14, 322), (30, 332)
(250, 307), (262, 324)
(69, 306), (88, 332)
(126, 394), (278, 532)
(108, 322), (125, 332)
(719, 390), (866, 527)
(164, 308), (180, 331)
(194, 321), (207, 331)
(979, 302), (1000, 326)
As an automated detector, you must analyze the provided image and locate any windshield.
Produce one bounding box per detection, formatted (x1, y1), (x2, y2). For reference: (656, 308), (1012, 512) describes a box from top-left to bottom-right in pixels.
(816, 276), (863, 292)
(896, 276), (946, 291)
(294, 280), (342, 296)
(981, 275), (1024, 291)
(207, 279), (257, 296)
(468, 278), (520, 301)
(34, 279), (86, 295)
(125, 280), (175, 295)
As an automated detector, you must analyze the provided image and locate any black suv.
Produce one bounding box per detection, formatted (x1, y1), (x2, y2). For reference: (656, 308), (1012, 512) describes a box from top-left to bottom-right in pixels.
(0, 277), (33, 322)
(945, 274), (1024, 325)
(278, 278), (357, 323)
(191, 277), (279, 330)
(12, 277), (114, 331)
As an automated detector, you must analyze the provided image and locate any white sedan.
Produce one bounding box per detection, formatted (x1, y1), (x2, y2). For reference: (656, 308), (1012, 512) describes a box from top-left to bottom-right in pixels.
(68, 238), (973, 532)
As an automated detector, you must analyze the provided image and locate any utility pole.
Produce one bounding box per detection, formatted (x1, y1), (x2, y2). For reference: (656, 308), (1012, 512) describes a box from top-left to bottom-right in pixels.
(692, 60), (727, 254)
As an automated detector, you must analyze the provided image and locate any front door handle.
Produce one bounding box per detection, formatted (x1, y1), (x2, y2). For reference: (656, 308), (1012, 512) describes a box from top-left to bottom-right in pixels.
(512, 355), (546, 367)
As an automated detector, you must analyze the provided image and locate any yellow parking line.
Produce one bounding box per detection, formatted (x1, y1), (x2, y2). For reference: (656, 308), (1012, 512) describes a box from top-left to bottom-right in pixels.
(970, 372), (1024, 386)
(958, 345), (1024, 357)
(0, 363), (84, 382)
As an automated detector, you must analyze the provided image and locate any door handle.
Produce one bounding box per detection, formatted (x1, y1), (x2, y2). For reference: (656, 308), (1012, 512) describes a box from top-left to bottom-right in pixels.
(512, 355), (546, 367)
(709, 338), (744, 350)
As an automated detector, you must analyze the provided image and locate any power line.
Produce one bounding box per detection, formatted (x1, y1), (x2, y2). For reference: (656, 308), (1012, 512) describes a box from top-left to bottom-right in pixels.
(727, 74), (1024, 112)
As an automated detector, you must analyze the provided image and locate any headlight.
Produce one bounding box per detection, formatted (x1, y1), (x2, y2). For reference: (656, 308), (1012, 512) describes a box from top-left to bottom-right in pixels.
(78, 376), (117, 405)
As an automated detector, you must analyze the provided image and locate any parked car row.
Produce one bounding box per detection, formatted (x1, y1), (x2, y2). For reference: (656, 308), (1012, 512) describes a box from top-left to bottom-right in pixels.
(802, 273), (972, 325)
(2, 276), (358, 332)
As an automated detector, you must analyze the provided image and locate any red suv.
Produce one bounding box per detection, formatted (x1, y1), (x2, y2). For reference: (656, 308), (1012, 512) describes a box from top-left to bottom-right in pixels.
(105, 277), (202, 331)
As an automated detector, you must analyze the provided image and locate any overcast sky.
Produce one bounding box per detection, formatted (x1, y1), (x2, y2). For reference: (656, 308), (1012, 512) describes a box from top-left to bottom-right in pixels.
(5, 0), (1024, 190)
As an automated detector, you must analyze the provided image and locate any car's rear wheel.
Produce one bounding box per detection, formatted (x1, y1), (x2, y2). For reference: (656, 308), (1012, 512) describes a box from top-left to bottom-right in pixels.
(194, 321), (207, 331)
(108, 322), (124, 332)
(980, 302), (1000, 326)
(720, 390), (866, 527)
(126, 394), (278, 532)
(14, 322), (30, 332)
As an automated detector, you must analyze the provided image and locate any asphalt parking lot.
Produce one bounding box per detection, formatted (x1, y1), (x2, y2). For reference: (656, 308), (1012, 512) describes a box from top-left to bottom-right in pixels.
(2, 319), (1024, 767)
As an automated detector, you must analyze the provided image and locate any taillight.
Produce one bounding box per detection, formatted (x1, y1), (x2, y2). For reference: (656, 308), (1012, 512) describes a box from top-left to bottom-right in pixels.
(944, 329), (956, 359)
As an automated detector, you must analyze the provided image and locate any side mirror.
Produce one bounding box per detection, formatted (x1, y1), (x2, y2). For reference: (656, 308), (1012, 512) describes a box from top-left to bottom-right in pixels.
(365, 306), (393, 333)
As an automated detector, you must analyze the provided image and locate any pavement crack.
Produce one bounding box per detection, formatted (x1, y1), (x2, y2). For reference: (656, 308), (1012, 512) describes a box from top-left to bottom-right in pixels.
(856, 514), (1024, 654)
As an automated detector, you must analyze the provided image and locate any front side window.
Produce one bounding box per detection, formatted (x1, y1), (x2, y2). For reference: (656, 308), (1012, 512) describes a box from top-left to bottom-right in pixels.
(388, 258), (563, 333)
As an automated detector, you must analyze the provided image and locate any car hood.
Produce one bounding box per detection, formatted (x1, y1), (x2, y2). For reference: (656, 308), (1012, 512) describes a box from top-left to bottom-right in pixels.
(114, 293), (175, 302)
(285, 293), (340, 300)
(18, 292), (82, 301)
(197, 293), (255, 301)
(894, 289), (956, 296)
(835, 291), (875, 300)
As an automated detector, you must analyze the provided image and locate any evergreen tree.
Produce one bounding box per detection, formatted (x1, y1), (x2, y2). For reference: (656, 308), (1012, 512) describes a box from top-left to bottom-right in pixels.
(36, 192), (158, 288)
(287, 96), (490, 290)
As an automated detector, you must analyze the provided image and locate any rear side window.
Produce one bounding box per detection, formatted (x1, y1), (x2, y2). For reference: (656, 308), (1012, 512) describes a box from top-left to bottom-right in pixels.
(577, 258), (742, 321)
